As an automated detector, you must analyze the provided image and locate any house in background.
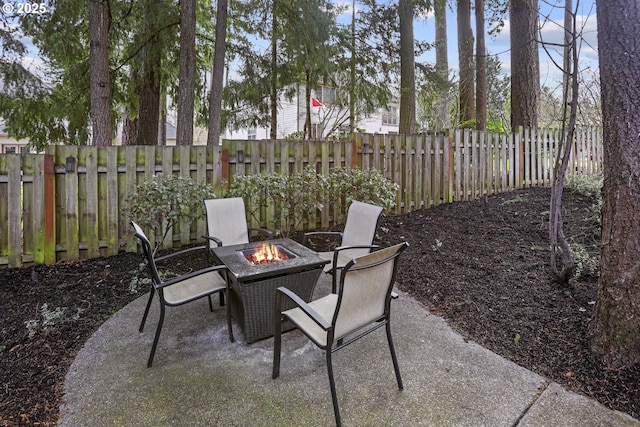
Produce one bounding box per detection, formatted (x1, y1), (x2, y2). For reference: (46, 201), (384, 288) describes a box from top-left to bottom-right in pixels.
(0, 119), (31, 153)
(2, 84), (399, 149)
(222, 85), (399, 140)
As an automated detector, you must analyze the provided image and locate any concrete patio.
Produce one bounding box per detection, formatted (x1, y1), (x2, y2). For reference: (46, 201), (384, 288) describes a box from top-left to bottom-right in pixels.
(58, 274), (639, 426)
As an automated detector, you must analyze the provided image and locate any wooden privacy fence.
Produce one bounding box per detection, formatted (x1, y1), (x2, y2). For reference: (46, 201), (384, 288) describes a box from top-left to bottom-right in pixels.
(0, 127), (602, 268)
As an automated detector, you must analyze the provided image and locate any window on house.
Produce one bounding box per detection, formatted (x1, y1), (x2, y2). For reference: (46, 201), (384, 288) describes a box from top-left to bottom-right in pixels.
(247, 128), (257, 140)
(315, 85), (337, 105)
(4, 146), (18, 154)
(382, 106), (399, 126)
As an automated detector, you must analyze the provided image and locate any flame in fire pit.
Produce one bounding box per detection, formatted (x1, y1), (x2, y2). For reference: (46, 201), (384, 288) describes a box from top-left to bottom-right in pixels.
(245, 242), (291, 264)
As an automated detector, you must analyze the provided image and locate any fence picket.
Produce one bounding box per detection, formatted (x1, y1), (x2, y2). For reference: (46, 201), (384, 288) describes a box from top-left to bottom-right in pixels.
(0, 128), (604, 268)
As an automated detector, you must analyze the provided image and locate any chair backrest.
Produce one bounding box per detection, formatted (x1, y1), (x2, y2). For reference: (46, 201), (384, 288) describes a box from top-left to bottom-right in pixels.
(338, 201), (384, 259)
(341, 201), (384, 246)
(204, 197), (250, 248)
(332, 242), (408, 339)
(130, 221), (162, 287)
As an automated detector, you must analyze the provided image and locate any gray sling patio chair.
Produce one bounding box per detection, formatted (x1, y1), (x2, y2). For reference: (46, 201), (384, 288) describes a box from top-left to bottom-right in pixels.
(202, 197), (273, 340)
(272, 241), (409, 427)
(203, 197), (273, 252)
(303, 200), (384, 292)
(131, 221), (230, 367)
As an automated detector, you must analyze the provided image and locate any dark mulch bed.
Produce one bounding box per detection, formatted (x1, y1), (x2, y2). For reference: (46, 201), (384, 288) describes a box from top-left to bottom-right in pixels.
(1, 186), (639, 426)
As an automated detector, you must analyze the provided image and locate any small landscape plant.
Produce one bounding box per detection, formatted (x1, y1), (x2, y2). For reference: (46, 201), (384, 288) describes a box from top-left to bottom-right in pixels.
(565, 173), (603, 227)
(25, 303), (86, 338)
(226, 166), (398, 236)
(564, 173), (603, 198)
(570, 242), (599, 279)
(126, 174), (215, 252)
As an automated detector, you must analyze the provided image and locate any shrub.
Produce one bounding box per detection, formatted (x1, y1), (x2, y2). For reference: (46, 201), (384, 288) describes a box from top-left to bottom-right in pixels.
(565, 174), (603, 198)
(226, 166), (398, 236)
(126, 174), (215, 252)
(459, 119), (506, 133)
(571, 243), (599, 279)
(226, 167), (322, 236)
(323, 167), (399, 223)
(565, 174), (603, 226)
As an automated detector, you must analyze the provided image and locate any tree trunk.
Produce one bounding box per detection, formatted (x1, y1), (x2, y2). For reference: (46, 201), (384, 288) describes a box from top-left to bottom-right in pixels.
(136, 0), (162, 146)
(159, 107), (167, 146)
(475, 0), (486, 130)
(549, 4), (578, 283)
(548, 1), (577, 282)
(589, 0), (640, 370)
(457, 0), (474, 123)
(434, 0), (449, 131)
(88, 0), (111, 146)
(122, 107), (137, 146)
(270, 4), (278, 140)
(399, 0), (416, 134)
(177, 0), (196, 146)
(509, 0), (539, 129)
(349, 0), (356, 134)
(305, 70), (312, 139)
(207, 0), (228, 146)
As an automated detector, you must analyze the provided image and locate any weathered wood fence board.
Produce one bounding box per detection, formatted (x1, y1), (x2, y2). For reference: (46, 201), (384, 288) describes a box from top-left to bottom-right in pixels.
(0, 128), (603, 268)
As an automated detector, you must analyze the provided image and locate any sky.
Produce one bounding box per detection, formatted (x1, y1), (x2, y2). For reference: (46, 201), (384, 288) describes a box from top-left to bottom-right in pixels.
(8, 0), (599, 89)
(337, 0), (599, 89)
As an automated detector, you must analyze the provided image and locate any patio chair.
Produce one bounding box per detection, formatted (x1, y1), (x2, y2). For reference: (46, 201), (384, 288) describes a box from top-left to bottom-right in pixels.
(272, 241), (409, 427)
(131, 221), (231, 367)
(303, 200), (384, 292)
(203, 197), (273, 252)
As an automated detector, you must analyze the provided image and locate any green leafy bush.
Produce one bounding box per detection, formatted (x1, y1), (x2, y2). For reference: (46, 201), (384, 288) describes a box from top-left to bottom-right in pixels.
(571, 243), (599, 279)
(565, 174), (603, 198)
(127, 175), (215, 251)
(565, 174), (603, 226)
(459, 119), (506, 133)
(226, 166), (398, 236)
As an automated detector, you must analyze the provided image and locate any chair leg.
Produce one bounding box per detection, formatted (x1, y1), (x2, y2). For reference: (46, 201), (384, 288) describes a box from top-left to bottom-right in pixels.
(139, 290), (155, 332)
(385, 321), (403, 390)
(226, 292), (234, 343)
(272, 321), (282, 379)
(331, 271), (337, 294)
(326, 350), (342, 427)
(272, 295), (283, 378)
(147, 303), (166, 368)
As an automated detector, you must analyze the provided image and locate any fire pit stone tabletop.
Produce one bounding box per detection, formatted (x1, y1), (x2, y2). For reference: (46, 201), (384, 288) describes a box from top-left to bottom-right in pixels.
(211, 238), (330, 343)
(212, 238), (328, 282)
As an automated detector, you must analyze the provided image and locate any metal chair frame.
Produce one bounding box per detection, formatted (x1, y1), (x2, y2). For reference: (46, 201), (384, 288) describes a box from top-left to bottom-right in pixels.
(132, 221), (231, 367)
(272, 242), (409, 426)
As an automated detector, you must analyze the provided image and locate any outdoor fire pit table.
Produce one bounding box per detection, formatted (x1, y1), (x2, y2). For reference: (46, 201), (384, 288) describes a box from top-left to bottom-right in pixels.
(211, 238), (329, 343)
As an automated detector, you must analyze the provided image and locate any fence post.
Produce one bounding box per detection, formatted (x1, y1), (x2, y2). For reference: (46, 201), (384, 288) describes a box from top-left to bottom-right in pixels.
(221, 148), (229, 183)
(44, 155), (56, 264)
(350, 134), (359, 168)
(516, 126), (524, 187)
(7, 155), (21, 267)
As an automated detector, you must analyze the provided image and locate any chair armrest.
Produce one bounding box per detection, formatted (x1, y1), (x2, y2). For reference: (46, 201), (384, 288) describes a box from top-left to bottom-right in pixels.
(249, 227), (274, 239)
(202, 235), (223, 247)
(276, 286), (332, 331)
(302, 231), (343, 246)
(333, 244), (379, 253)
(155, 244), (208, 263)
(331, 244), (379, 268)
(157, 265), (228, 289)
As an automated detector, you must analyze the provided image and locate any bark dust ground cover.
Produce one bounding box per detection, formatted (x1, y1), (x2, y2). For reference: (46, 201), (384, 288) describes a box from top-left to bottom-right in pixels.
(1, 187), (639, 426)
